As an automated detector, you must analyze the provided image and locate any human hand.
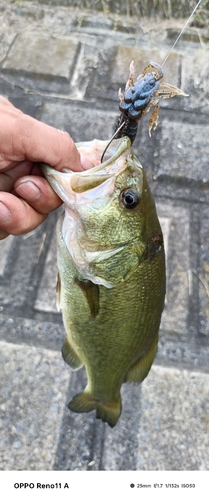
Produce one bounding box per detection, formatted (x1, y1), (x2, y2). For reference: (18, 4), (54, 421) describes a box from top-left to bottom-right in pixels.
(0, 96), (93, 240)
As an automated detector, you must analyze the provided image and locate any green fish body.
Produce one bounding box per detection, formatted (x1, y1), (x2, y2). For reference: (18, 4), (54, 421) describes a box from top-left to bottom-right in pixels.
(42, 137), (166, 427)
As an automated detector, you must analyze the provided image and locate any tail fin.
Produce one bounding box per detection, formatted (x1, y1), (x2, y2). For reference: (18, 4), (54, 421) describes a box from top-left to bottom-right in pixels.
(68, 391), (122, 428)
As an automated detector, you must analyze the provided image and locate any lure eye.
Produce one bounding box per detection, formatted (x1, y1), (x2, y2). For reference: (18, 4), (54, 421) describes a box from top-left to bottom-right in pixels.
(120, 189), (140, 209)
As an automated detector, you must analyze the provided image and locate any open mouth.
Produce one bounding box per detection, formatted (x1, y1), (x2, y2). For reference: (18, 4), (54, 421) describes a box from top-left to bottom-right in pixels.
(40, 137), (131, 203)
(41, 137), (129, 188)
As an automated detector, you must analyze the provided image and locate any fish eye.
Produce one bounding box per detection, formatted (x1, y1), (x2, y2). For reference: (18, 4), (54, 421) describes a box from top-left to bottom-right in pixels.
(120, 189), (140, 209)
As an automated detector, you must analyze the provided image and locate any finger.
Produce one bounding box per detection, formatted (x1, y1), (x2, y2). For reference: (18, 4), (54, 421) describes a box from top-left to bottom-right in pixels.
(0, 161), (33, 192)
(15, 114), (83, 172)
(0, 193), (48, 236)
(14, 175), (62, 214)
(0, 228), (9, 240)
(80, 154), (96, 170)
(0, 96), (14, 109)
(0, 97), (83, 172)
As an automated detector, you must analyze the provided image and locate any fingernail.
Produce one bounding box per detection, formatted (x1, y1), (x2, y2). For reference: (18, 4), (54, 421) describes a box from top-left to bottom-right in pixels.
(15, 181), (41, 201)
(0, 201), (11, 222)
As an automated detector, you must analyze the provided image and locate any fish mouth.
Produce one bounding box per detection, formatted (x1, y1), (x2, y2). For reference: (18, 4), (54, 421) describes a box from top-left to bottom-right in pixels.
(40, 137), (131, 203)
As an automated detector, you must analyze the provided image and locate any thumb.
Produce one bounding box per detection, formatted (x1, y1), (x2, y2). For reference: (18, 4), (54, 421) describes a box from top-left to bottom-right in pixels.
(19, 115), (83, 172)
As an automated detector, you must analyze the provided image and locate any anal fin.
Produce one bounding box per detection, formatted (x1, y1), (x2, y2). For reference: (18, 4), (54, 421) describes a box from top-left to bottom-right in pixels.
(124, 335), (158, 383)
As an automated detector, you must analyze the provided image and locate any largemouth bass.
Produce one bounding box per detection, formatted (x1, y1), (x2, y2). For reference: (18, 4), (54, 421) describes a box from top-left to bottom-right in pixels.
(42, 136), (166, 427)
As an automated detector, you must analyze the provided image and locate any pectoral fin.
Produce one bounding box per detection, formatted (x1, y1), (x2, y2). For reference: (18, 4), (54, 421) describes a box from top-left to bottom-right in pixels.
(124, 335), (158, 383)
(74, 277), (99, 318)
(56, 272), (61, 311)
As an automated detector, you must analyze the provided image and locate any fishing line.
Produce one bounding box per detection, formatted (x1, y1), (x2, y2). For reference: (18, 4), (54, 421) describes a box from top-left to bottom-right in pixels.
(100, 120), (126, 163)
(161, 0), (203, 67)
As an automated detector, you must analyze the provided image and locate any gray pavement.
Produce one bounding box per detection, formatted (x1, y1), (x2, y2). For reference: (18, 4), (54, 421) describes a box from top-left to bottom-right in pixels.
(0, 1), (209, 471)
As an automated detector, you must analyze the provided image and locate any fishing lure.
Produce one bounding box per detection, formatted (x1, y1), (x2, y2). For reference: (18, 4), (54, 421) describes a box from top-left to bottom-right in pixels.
(114, 60), (187, 141)
(101, 60), (187, 162)
(101, 0), (202, 161)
